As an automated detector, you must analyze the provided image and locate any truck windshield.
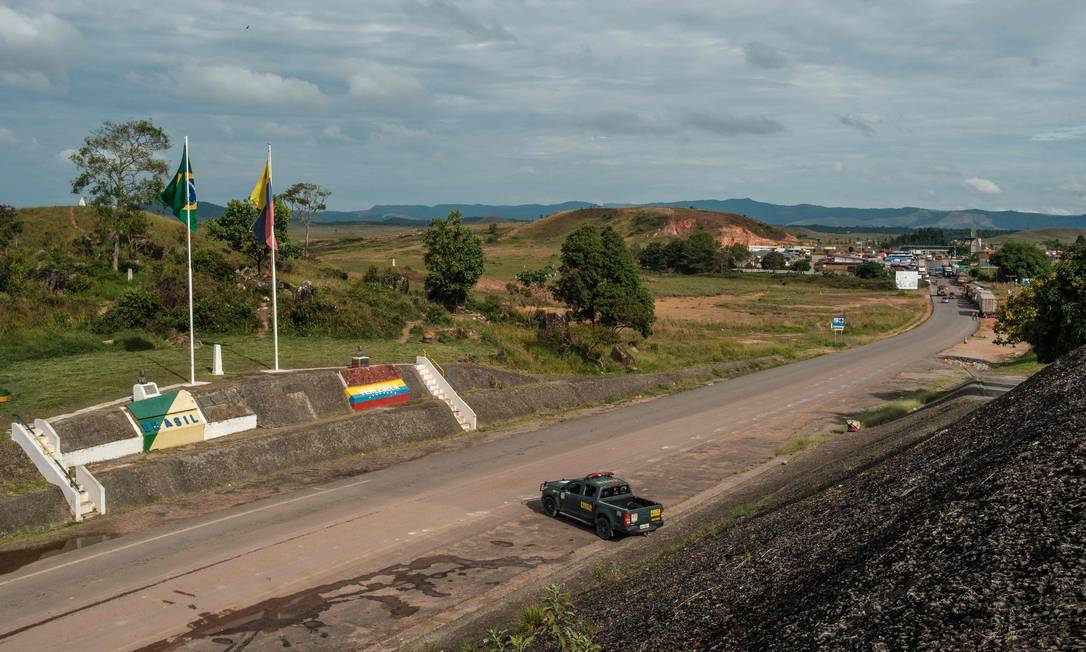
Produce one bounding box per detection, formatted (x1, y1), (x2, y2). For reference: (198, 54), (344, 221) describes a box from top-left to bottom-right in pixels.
(600, 485), (630, 499)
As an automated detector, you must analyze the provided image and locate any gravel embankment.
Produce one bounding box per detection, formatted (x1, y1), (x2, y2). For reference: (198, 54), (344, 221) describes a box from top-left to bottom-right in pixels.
(581, 348), (1086, 650)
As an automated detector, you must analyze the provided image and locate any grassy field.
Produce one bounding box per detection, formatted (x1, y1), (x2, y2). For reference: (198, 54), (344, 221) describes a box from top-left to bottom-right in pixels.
(988, 227), (1086, 246)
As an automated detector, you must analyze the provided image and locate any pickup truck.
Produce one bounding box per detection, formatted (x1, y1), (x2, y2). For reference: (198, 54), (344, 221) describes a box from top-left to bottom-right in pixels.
(539, 471), (664, 539)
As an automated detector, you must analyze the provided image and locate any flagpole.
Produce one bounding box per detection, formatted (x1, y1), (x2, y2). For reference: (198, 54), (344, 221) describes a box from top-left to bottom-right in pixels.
(184, 136), (196, 385)
(268, 143), (280, 372)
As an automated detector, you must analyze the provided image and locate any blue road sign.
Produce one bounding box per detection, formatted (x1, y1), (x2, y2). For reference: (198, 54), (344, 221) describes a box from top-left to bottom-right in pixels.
(831, 315), (846, 331)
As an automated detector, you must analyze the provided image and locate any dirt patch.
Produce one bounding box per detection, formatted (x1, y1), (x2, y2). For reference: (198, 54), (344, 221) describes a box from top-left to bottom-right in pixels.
(940, 316), (1029, 367)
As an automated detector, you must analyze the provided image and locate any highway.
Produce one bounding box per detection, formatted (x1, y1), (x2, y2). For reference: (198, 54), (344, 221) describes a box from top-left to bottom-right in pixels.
(0, 295), (976, 651)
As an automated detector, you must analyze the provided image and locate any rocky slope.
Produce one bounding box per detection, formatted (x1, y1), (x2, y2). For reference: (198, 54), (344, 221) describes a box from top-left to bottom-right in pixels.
(581, 348), (1086, 650)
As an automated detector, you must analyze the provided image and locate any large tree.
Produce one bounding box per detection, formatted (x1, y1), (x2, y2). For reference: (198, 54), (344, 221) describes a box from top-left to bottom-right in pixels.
(991, 241), (1051, 280)
(554, 224), (655, 336)
(206, 198), (296, 271)
(0, 204), (22, 250)
(423, 210), (485, 309)
(70, 119), (171, 271)
(996, 244), (1086, 362)
(281, 182), (330, 257)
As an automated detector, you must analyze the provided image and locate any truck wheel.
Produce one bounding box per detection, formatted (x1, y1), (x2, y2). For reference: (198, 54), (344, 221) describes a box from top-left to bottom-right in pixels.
(543, 497), (559, 518)
(595, 517), (614, 540)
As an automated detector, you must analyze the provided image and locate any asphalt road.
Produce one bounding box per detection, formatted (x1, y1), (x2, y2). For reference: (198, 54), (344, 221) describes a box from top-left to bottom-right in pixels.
(0, 295), (976, 651)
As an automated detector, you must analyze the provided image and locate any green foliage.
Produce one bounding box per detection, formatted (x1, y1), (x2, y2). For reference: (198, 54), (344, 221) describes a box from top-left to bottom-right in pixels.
(514, 265), (554, 288)
(855, 260), (890, 279)
(97, 288), (159, 332)
(0, 330), (106, 363)
(887, 227), (951, 248)
(555, 224), (655, 336)
(791, 259), (811, 272)
(994, 285), (1040, 349)
(990, 241), (1051, 280)
(283, 283), (419, 338)
(1008, 245), (1086, 361)
(481, 629), (534, 652)
(638, 234), (749, 274)
(0, 204), (22, 249)
(761, 251), (787, 270)
(423, 210), (485, 309)
(206, 197), (297, 271)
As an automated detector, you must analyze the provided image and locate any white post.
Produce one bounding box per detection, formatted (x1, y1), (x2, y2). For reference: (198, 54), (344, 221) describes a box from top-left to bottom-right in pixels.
(184, 136), (196, 386)
(212, 343), (223, 375)
(268, 143), (280, 372)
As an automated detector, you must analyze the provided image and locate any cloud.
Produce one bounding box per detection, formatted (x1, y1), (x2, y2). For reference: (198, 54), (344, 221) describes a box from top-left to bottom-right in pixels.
(683, 111), (786, 136)
(173, 64), (326, 106)
(321, 125), (353, 142)
(964, 177), (1002, 194)
(347, 63), (425, 106)
(404, 0), (515, 42)
(743, 41), (787, 69)
(1030, 125), (1086, 142)
(0, 6), (80, 90)
(56, 148), (76, 164)
(0, 127), (17, 145)
(832, 161), (846, 173)
(836, 114), (875, 136)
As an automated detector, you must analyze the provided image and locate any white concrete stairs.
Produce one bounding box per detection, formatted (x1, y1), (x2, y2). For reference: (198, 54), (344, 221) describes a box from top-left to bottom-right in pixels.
(24, 421), (99, 520)
(415, 357), (476, 431)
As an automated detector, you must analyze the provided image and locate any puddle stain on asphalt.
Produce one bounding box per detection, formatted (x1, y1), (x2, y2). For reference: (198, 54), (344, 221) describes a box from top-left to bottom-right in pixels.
(138, 553), (551, 651)
(0, 534), (117, 577)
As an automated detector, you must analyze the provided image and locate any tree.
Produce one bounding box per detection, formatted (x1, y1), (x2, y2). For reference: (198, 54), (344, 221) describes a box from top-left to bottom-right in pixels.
(423, 210), (485, 309)
(855, 260), (889, 279)
(990, 241), (1051, 280)
(791, 259), (811, 272)
(761, 251), (787, 270)
(680, 231), (721, 274)
(206, 198), (296, 271)
(0, 204), (22, 249)
(638, 242), (669, 271)
(554, 224), (655, 336)
(70, 119), (171, 271)
(281, 182), (330, 257)
(996, 244), (1086, 362)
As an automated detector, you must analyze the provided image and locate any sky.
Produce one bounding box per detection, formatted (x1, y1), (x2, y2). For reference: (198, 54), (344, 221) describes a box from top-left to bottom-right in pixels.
(1, 0), (1085, 214)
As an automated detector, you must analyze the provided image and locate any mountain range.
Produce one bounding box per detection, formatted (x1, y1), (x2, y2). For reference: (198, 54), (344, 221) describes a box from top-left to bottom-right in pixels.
(185, 198), (1086, 231)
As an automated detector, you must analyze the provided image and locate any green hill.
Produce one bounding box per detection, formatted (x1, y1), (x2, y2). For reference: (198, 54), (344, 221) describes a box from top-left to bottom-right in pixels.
(505, 206), (794, 247)
(988, 228), (1086, 247)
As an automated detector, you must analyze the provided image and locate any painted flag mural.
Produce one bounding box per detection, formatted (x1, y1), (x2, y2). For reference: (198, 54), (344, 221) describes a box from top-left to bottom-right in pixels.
(160, 143), (198, 231)
(249, 159), (276, 249)
(126, 390), (206, 452)
(340, 365), (410, 411)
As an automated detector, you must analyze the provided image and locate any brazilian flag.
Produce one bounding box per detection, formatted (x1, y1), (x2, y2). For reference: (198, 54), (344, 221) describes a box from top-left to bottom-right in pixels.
(160, 142), (198, 231)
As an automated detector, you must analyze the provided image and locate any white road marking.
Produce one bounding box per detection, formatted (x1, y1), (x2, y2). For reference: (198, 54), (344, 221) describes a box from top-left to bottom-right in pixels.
(0, 478), (373, 588)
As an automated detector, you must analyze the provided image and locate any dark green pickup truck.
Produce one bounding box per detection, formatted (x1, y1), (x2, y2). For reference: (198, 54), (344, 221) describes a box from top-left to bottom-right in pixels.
(539, 471), (664, 539)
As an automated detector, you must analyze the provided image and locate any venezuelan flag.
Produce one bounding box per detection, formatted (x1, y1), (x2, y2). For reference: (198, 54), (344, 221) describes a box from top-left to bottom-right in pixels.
(344, 378), (411, 411)
(249, 158), (276, 249)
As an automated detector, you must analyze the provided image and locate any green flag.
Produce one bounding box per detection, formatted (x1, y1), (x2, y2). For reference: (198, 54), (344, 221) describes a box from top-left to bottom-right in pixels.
(160, 143), (198, 231)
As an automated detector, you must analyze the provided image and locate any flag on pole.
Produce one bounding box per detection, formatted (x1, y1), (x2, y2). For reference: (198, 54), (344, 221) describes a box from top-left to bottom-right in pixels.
(249, 160), (276, 249)
(160, 144), (198, 231)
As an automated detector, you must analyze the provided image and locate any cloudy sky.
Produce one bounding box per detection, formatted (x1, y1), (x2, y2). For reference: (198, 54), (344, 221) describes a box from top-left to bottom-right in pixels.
(1, 0), (1084, 213)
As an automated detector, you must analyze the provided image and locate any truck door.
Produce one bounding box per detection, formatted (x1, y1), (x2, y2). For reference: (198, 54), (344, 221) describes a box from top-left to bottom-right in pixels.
(578, 484), (598, 520)
(560, 482), (583, 514)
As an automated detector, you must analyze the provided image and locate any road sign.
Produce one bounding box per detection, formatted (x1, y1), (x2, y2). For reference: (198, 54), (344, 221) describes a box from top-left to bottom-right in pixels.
(831, 316), (845, 332)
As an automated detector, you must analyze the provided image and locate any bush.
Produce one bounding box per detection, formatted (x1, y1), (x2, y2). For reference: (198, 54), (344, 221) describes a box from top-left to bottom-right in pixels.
(97, 288), (159, 332)
(283, 283), (419, 338)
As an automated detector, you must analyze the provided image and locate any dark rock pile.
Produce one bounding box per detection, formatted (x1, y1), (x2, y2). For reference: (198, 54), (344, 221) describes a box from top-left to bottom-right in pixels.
(582, 348), (1086, 650)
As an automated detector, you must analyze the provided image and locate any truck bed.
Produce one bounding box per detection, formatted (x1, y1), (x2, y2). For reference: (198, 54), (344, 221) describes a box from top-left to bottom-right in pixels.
(602, 495), (658, 510)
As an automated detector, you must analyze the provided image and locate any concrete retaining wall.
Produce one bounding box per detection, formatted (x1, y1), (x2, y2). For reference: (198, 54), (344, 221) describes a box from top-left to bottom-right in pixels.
(464, 359), (773, 426)
(93, 401), (460, 512)
(0, 487), (71, 537)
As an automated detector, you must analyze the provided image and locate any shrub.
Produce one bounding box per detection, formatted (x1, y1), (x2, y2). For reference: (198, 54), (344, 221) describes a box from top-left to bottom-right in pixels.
(97, 288), (159, 332)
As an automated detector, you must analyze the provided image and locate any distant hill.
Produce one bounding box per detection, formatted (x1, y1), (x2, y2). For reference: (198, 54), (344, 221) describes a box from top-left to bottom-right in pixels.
(651, 198), (1086, 230)
(506, 206), (795, 248)
(150, 197), (1086, 231)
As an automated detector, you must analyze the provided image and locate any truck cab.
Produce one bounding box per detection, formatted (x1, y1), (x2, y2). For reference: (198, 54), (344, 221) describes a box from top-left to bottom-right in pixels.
(540, 472), (664, 539)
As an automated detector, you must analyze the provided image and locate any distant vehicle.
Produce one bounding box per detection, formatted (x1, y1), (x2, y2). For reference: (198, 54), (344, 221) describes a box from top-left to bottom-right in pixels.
(975, 289), (997, 316)
(540, 471), (664, 539)
(949, 292), (956, 299)
(941, 296), (950, 303)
